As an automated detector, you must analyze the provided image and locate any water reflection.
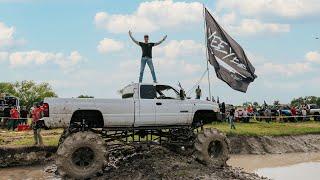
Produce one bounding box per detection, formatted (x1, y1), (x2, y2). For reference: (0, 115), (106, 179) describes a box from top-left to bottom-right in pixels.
(256, 162), (320, 180)
(229, 152), (320, 180)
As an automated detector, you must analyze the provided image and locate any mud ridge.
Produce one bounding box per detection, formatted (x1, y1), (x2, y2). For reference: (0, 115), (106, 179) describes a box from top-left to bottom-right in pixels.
(0, 146), (57, 168)
(229, 134), (320, 154)
(102, 145), (267, 180)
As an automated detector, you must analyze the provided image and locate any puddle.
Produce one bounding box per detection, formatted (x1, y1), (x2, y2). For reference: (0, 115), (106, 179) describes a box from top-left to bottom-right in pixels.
(228, 152), (320, 180)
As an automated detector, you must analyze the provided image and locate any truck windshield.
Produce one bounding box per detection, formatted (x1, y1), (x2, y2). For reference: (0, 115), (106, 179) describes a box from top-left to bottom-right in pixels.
(310, 104), (319, 109)
(156, 85), (179, 99)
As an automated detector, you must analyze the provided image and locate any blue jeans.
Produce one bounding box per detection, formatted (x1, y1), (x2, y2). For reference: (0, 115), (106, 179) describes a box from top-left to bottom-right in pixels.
(229, 116), (236, 129)
(139, 57), (157, 83)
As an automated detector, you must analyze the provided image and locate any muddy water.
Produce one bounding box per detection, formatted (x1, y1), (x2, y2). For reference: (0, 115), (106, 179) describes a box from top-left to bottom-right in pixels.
(0, 165), (61, 180)
(0, 152), (319, 180)
(228, 152), (320, 180)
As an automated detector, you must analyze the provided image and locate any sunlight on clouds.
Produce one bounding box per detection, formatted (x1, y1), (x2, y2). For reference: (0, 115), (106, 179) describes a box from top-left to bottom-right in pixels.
(0, 22), (24, 48)
(230, 19), (290, 35)
(306, 51), (320, 63)
(216, 0), (320, 18)
(97, 38), (124, 54)
(8, 50), (83, 69)
(94, 0), (202, 33)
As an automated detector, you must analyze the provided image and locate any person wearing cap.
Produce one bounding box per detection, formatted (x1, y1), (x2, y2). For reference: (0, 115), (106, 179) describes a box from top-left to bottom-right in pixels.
(129, 30), (167, 83)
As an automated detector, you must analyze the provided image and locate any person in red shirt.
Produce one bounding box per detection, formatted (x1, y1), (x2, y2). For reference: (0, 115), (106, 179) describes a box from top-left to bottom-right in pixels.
(8, 106), (19, 131)
(291, 106), (297, 122)
(31, 103), (43, 146)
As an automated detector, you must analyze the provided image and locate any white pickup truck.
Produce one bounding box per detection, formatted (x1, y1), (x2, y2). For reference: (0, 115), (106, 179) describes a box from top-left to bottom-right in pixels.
(43, 83), (220, 129)
(307, 104), (320, 121)
(43, 83), (228, 179)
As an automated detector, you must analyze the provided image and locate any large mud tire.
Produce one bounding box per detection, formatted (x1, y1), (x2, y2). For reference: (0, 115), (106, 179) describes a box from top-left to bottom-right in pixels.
(56, 131), (107, 179)
(194, 128), (230, 167)
(58, 128), (70, 146)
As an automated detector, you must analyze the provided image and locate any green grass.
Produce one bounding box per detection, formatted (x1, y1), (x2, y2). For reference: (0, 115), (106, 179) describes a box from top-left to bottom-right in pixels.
(0, 128), (62, 147)
(205, 120), (320, 136)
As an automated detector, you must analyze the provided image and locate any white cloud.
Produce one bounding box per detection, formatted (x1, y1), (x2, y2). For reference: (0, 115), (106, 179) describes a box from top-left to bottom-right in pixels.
(0, 22), (24, 48)
(230, 19), (290, 35)
(0, 52), (8, 62)
(258, 62), (313, 76)
(94, 0), (202, 33)
(306, 51), (320, 63)
(216, 0), (320, 18)
(154, 40), (204, 58)
(97, 38), (124, 54)
(8, 50), (83, 69)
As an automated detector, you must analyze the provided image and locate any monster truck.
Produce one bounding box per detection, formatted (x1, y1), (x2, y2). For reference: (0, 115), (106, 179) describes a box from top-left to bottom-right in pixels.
(43, 83), (230, 178)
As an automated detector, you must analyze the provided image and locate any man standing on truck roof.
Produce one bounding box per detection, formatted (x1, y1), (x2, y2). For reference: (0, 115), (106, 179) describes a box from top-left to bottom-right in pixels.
(129, 30), (167, 83)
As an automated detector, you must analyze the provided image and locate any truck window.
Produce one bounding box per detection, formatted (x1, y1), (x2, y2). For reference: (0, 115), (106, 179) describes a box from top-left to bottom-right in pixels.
(140, 85), (156, 99)
(156, 85), (179, 99)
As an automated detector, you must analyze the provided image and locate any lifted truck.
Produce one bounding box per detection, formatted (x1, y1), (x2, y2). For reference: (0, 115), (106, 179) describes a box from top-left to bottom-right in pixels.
(43, 83), (230, 178)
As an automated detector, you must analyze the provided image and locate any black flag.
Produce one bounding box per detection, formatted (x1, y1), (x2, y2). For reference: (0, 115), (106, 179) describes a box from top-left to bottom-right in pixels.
(204, 8), (257, 93)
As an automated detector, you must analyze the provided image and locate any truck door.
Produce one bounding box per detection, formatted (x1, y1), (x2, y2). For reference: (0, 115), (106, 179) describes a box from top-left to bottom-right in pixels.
(155, 85), (189, 125)
(136, 85), (156, 127)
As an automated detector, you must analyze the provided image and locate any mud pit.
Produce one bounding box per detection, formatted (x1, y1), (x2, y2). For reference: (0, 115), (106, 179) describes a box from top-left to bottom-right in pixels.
(100, 145), (267, 180)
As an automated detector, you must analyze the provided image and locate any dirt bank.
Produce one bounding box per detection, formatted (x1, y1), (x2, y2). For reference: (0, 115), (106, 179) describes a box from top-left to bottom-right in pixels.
(0, 146), (57, 168)
(229, 134), (320, 154)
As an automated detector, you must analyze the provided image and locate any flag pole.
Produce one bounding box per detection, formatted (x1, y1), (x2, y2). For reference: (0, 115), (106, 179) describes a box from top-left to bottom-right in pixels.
(202, 5), (212, 100)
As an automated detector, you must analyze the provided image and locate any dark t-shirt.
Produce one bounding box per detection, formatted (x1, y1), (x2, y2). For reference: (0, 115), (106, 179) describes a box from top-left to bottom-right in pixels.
(139, 42), (155, 58)
(230, 108), (235, 116)
(20, 110), (28, 118)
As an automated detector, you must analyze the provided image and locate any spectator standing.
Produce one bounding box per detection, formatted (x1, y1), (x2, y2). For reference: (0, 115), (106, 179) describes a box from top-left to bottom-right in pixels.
(8, 106), (19, 130)
(264, 108), (272, 123)
(301, 106), (307, 121)
(291, 106), (297, 122)
(221, 102), (226, 121)
(31, 103), (43, 146)
(195, 86), (202, 99)
(20, 106), (28, 125)
(229, 108), (236, 129)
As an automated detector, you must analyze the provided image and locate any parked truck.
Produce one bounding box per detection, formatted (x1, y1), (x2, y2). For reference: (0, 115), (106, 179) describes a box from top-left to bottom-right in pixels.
(307, 104), (320, 121)
(43, 83), (230, 178)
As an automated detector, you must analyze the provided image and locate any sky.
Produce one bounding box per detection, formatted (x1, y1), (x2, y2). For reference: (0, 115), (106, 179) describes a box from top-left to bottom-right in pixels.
(0, 0), (319, 105)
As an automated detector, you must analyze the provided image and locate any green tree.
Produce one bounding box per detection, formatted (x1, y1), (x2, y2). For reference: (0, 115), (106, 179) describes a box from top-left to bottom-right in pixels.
(0, 82), (16, 95)
(253, 102), (259, 107)
(273, 100), (280, 106)
(242, 101), (252, 107)
(77, 95), (94, 98)
(291, 96), (320, 106)
(0, 81), (57, 109)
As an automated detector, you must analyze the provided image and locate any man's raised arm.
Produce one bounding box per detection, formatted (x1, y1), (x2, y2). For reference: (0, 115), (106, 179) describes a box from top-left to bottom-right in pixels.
(129, 30), (139, 45)
(154, 35), (167, 46)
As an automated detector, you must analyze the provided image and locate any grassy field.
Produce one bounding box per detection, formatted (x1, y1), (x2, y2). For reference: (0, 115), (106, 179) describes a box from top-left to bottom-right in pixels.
(0, 128), (63, 147)
(1, 120), (320, 147)
(206, 120), (320, 136)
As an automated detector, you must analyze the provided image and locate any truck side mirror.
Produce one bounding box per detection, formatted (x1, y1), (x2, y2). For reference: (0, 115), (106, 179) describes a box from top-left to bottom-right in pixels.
(179, 89), (185, 100)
